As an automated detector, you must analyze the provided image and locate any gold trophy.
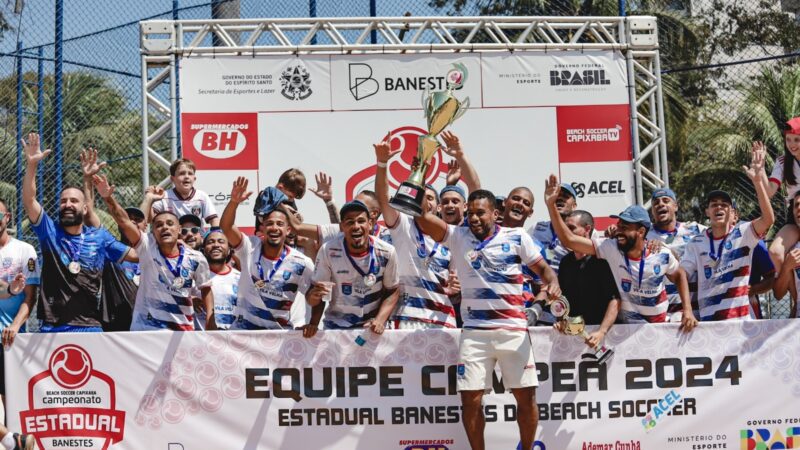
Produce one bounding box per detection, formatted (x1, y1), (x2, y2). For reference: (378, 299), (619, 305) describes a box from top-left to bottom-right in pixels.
(551, 296), (614, 364)
(390, 63), (471, 216)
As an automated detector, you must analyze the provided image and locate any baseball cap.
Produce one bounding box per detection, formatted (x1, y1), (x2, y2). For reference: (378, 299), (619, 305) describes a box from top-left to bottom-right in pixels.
(787, 117), (800, 135)
(254, 186), (289, 217)
(560, 183), (577, 199)
(124, 207), (145, 221)
(610, 205), (652, 229)
(706, 190), (733, 206)
(651, 188), (676, 202)
(440, 185), (466, 200)
(179, 214), (202, 227)
(339, 200), (370, 221)
(202, 226), (224, 244)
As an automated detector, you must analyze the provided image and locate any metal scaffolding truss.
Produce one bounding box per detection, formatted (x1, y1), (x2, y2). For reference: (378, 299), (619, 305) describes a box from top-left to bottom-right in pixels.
(140, 16), (667, 204)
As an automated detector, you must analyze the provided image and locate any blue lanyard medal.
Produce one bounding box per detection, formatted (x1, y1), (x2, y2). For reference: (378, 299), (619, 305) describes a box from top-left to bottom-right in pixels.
(708, 231), (728, 267)
(255, 246), (288, 290)
(345, 238), (378, 287)
(63, 233), (85, 275)
(160, 245), (186, 289)
(466, 225), (499, 269)
(413, 222), (439, 266)
(624, 249), (646, 292)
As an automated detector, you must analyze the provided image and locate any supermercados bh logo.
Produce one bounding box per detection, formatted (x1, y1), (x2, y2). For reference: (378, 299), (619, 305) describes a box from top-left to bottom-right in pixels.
(348, 63), (464, 101)
(398, 438), (454, 449)
(346, 126), (449, 200)
(280, 63), (312, 100)
(549, 62), (611, 90)
(20, 344), (126, 450)
(181, 113), (259, 171)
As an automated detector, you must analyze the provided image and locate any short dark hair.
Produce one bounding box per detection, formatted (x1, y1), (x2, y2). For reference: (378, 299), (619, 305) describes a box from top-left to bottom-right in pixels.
(152, 210), (180, 222)
(508, 186), (533, 199)
(467, 189), (496, 209)
(568, 209), (594, 229)
(358, 189), (378, 201)
(170, 158), (196, 176)
(277, 168), (306, 199)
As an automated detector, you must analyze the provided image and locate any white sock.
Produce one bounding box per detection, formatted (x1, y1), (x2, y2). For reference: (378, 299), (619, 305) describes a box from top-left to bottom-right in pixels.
(0, 432), (15, 450)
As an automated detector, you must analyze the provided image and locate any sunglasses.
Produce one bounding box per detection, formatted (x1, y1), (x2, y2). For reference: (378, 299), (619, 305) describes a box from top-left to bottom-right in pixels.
(181, 226), (201, 235)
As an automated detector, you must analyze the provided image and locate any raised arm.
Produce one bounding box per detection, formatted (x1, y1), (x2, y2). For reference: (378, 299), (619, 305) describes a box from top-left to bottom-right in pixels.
(416, 211), (448, 243)
(93, 175), (141, 246)
(544, 174), (596, 255)
(374, 133), (403, 228)
(21, 133), (51, 222)
(80, 148), (107, 228)
(279, 204), (319, 240)
(441, 131), (480, 191)
(139, 185), (165, 225)
(745, 143), (775, 236)
(775, 248), (800, 300)
(220, 177), (252, 249)
(309, 172), (340, 224)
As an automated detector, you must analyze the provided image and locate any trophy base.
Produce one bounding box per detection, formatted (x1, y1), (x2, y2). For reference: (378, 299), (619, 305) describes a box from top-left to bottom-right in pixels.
(390, 181), (425, 217)
(594, 345), (614, 364)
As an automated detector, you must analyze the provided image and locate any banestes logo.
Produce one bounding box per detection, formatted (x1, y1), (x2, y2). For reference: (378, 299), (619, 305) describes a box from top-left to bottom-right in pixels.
(181, 112), (259, 171)
(20, 345), (126, 450)
(346, 126), (449, 200)
(347, 63), (463, 101)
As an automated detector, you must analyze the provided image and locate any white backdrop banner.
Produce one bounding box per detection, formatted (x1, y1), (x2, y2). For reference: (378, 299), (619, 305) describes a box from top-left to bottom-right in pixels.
(5, 320), (800, 449)
(179, 51), (634, 229)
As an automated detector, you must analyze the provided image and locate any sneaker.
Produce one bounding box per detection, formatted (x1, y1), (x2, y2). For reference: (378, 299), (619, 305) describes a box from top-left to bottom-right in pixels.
(12, 433), (35, 450)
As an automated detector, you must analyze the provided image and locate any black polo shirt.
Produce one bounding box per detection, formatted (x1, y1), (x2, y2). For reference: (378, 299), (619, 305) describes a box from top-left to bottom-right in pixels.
(557, 252), (620, 325)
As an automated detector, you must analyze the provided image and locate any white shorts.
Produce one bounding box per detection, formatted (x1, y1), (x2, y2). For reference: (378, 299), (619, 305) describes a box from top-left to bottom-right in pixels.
(457, 328), (538, 392)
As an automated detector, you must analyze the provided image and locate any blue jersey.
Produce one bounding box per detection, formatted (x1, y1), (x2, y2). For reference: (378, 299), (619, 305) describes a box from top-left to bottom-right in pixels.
(32, 211), (129, 327)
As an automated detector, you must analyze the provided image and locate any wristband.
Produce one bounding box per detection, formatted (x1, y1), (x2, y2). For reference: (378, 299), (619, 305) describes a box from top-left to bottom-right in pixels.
(376, 161), (387, 168)
(325, 200), (335, 207)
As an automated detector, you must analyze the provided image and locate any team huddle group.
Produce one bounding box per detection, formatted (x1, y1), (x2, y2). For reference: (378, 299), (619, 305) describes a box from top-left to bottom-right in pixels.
(2, 117), (800, 449)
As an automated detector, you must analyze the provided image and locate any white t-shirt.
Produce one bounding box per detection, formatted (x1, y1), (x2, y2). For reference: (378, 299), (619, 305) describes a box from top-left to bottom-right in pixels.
(152, 188), (219, 225)
(209, 267), (240, 330)
(679, 222), (761, 321)
(131, 235), (211, 331)
(445, 225), (543, 331)
(0, 238), (40, 330)
(647, 221), (706, 319)
(312, 236), (399, 329)
(387, 214), (455, 328)
(233, 237), (314, 330)
(768, 155), (800, 205)
(594, 238), (678, 323)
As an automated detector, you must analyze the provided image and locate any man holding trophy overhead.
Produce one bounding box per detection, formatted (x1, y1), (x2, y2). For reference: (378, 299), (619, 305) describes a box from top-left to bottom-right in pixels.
(395, 61), (560, 450)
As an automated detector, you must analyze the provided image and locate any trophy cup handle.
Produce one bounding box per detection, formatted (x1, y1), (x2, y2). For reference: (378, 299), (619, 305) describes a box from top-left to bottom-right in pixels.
(453, 97), (470, 121)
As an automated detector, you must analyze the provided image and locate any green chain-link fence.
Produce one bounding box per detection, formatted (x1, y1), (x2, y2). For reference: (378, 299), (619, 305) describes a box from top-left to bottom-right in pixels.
(0, 0), (796, 317)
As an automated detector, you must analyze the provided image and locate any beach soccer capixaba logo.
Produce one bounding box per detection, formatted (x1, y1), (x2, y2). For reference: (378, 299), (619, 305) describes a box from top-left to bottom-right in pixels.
(19, 344), (126, 450)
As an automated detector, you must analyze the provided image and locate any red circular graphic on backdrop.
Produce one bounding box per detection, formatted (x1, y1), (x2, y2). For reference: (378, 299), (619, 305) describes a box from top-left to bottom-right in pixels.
(49, 344), (93, 389)
(385, 126), (447, 189)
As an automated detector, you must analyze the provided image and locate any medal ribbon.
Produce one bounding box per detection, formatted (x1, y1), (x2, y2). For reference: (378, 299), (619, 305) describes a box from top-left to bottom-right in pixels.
(372, 223), (380, 237)
(62, 233), (85, 264)
(413, 221), (439, 259)
(344, 237), (376, 277)
(548, 223), (560, 249)
(159, 244), (185, 279)
(707, 229), (728, 264)
(257, 246), (289, 282)
(474, 225), (500, 254)
(624, 248), (647, 290)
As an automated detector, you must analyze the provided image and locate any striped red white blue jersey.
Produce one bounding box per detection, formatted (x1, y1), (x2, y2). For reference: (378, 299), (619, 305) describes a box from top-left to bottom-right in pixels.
(594, 238), (678, 323)
(232, 236), (313, 330)
(445, 225), (543, 331)
(312, 236), (399, 329)
(131, 234), (211, 331)
(679, 221), (761, 321)
(768, 155), (800, 205)
(387, 214), (455, 328)
(647, 221), (706, 319)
